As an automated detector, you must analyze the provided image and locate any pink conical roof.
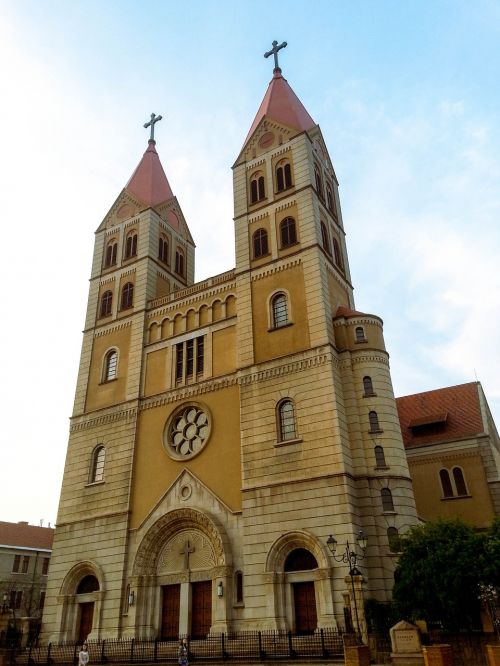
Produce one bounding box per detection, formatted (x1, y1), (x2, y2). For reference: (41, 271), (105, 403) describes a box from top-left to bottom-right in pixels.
(125, 140), (173, 207)
(244, 68), (316, 146)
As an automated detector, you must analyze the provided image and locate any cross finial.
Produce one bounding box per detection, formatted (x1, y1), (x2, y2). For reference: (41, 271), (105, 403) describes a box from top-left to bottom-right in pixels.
(143, 112), (163, 143)
(264, 39), (287, 71)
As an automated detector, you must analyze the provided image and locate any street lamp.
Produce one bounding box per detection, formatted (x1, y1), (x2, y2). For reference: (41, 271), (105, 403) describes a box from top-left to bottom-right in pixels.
(326, 530), (367, 640)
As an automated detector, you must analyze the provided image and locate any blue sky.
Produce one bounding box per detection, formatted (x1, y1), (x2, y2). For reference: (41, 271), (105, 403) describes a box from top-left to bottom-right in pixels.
(0, 0), (499, 524)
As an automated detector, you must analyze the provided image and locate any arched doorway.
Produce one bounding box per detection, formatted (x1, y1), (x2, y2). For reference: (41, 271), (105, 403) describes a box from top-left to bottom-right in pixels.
(76, 575), (99, 642)
(58, 562), (104, 642)
(284, 549), (318, 634)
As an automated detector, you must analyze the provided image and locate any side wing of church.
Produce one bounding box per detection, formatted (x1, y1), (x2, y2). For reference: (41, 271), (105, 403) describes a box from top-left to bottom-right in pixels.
(42, 52), (418, 642)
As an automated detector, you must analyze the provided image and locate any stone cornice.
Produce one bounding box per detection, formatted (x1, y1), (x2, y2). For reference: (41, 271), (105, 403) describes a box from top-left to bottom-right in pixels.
(140, 376), (239, 412)
(70, 403), (138, 431)
(248, 211), (270, 225)
(333, 314), (383, 328)
(250, 257), (302, 282)
(340, 351), (390, 367)
(270, 145), (292, 160)
(94, 320), (132, 338)
(148, 270), (236, 310)
(406, 449), (481, 464)
(56, 509), (130, 528)
(239, 347), (335, 386)
(275, 199), (296, 213)
(148, 283), (237, 322)
(246, 157), (266, 171)
(242, 470), (413, 493)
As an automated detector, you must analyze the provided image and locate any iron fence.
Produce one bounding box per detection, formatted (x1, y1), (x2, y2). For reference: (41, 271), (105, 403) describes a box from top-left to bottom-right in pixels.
(11, 629), (345, 665)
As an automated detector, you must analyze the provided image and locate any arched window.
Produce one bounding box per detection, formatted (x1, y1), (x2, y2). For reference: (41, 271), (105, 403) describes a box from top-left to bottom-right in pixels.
(125, 231), (137, 259)
(369, 410), (381, 433)
(280, 217), (297, 247)
(314, 164), (324, 198)
(104, 350), (118, 381)
(374, 445), (386, 468)
(158, 236), (169, 264)
(272, 293), (288, 328)
(121, 282), (134, 309)
(77, 575), (99, 594)
(100, 290), (113, 318)
(387, 527), (399, 552)
(333, 238), (343, 269)
(355, 326), (366, 343)
(250, 172), (266, 203)
(253, 228), (269, 258)
(276, 160), (292, 192)
(326, 184), (336, 214)
(235, 571), (244, 604)
(277, 399), (297, 441)
(453, 467), (468, 496)
(90, 446), (106, 483)
(439, 469), (453, 497)
(381, 487), (395, 512)
(105, 241), (117, 267)
(320, 222), (331, 254)
(175, 248), (185, 276)
(284, 548), (318, 572)
(363, 376), (374, 397)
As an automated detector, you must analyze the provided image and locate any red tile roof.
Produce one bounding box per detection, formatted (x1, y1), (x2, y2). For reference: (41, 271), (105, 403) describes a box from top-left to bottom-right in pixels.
(126, 140), (173, 207)
(334, 306), (366, 318)
(396, 382), (484, 448)
(0, 521), (54, 550)
(243, 68), (316, 146)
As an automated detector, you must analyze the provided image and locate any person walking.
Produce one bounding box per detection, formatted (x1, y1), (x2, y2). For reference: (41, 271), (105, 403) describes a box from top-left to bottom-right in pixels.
(78, 644), (89, 666)
(178, 638), (188, 666)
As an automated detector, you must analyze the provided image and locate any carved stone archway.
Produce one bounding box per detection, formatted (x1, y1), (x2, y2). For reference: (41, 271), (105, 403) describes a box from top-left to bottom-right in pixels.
(56, 561), (105, 642)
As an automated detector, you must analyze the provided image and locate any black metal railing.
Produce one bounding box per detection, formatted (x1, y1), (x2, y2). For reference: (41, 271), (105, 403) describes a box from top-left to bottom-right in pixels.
(11, 629), (345, 665)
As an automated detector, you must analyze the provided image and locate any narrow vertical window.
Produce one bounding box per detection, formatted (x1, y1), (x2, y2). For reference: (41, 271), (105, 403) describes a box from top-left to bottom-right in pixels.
(196, 337), (204, 375)
(284, 163), (292, 188)
(278, 399), (297, 441)
(453, 467), (468, 496)
(439, 469), (453, 497)
(250, 172), (266, 203)
(280, 217), (297, 247)
(381, 488), (395, 512)
(326, 185), (335, 213)
(100, 290), (113, 318)
(39, 591), (46, 610)
(276, 165), (285, 191)
(333, 238), (344, 269)
(105, 241), (117, 267)
(272, 293), (288, 328)
(186, 339), (194, 378)
(90, 446), (106, 483)
(175, 248), (185, 276)
(121, 282), (134, 309)
(250, 179), (258, 203)
(22, 556), (30, 573)
(258, 176), (265, 200)
(253, 228), (269, 258)
(314, 165), (323, 198)
(374, 445), (386, 468)
(125, 232), (137, 259)
(235, 571), (244, 604)
(321, 222), (331, 254)
(159, 236), (169, 264)
(363, 376), (374, 396)
(12, 555), (20, 573)
(387, 527), (399, 552)
(369, 410), (381, 433)
(355, 326), (366, 343)
(42, 558), (49, 575)
(175, 343), (184, 382)
(104, 350), (118, 381)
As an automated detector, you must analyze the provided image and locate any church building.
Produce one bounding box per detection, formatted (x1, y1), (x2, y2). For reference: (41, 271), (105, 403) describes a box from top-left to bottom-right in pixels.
(42, 43), (418, 643)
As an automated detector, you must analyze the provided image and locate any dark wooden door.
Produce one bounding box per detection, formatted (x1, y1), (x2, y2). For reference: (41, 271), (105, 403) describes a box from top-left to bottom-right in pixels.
(293, 582), (317, 635)
(78, 602), (94, 643)
(161, 584), (181, 640)
(191, 581), (212, 638)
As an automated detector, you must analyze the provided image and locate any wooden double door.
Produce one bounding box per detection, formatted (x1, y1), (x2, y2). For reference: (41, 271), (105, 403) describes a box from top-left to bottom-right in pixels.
(293, 582), (317, 635)
(161, 581), (212, 639)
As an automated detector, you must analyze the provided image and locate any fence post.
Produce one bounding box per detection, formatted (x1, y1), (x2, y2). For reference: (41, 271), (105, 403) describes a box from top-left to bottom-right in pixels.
(100, 639), (106, 664)
(258, 631), (264, 660)
(46, 642), (51, 665)
(130, 638), (134, 663)
(320, 628), (327, 658)
(153, 638), (158, 663)
(73, 643), (78, 665)
(287, 631), (295, 659)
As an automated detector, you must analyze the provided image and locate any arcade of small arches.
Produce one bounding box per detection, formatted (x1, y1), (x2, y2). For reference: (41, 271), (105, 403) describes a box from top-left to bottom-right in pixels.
(57, 512), (353, 641)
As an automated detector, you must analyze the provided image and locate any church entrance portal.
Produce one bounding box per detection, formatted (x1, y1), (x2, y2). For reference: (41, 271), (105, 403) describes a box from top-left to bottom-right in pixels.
(161, 584), (181, 639)
(78, 602), (94, 643)
(191, 581), (212, 638)
(293, 582), (317, 634)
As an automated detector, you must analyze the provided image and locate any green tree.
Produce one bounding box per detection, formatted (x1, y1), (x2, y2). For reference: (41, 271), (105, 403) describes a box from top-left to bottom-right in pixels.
(393, 519), (488, 631)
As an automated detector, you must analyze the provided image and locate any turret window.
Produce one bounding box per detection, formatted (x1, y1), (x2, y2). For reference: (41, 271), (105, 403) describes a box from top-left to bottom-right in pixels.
(175, 248), (185, 277)
(369, 410), (382, 433)
(125, 231), (137, 259)
(100, 290), (113, 318)
(314, 164), (324, 199)
(363, 376), (375, 397)
(277, 399), (297, 442)
(320, 221), (331, 254)
(387, 527), (399, 552)
(271, 293), (289, 328)
(381, 487), (395, 512)
(159, 236), (169, 264)
(355, 326), (366, 343)
(280, 217), (297, 248)
(374, 445), (387, 468)
(250, 172), (266, 204)
(103, 350), (118, 381)
(89, 445), (106, 484)
(121, 282), (134, 310)
(253, 228), (269, 258)
(105, 241), (117, 267)
(276, 160), (292, 192)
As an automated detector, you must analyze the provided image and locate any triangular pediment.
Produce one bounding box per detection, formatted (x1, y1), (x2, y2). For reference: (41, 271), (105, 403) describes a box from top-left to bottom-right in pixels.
(234, 116), (308, 167)
(156, 198), (195, 246)
(97, 189), (144, 232)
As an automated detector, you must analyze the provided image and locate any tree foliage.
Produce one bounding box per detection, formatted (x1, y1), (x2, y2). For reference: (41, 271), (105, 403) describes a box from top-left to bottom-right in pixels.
(392, 519), (498, 631)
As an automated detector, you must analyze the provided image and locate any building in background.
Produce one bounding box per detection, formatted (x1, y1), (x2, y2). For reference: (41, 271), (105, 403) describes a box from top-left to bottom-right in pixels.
(0, 521), (54, 633)
(41, 49), (419, 643)
(397, 381), (500, 529)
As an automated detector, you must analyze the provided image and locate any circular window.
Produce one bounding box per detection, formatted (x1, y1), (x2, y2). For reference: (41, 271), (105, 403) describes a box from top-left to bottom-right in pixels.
(164, 404), (211, 460)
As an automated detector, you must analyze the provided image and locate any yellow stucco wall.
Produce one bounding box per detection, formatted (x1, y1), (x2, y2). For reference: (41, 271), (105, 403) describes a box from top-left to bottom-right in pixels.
(86, 326), (132, 412)
(212, 326), (237, 377)
(130, 384), (242, 527)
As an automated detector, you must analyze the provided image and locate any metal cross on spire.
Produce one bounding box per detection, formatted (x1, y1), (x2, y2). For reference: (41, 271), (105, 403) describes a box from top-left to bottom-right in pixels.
(264, 40), (287, 71)
(143, 112), (163, 142)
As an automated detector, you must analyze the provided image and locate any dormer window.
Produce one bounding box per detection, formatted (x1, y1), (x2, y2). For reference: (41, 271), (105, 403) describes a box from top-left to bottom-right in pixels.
(250, 172), (266, 204)
(276, 160), (292, 192)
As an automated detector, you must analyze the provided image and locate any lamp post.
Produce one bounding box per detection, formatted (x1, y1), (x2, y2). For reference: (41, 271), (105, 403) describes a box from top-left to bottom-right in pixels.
(326, 530), (367, 640)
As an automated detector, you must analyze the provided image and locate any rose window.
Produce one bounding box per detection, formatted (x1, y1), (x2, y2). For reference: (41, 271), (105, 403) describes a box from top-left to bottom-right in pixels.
(164, 405), (211, 459)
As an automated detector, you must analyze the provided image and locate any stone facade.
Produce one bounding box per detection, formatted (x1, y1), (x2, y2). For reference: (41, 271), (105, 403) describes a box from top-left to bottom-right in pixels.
(41, 65), (418, 642)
